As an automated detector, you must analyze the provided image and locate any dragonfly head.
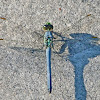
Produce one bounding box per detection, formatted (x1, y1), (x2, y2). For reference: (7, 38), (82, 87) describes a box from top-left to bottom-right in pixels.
(43, 22), (53, 31)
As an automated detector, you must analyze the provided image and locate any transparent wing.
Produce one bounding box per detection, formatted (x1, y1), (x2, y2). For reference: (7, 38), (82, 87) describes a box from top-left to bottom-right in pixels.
(52, 14), (100, 60)
(0, 29), (44, 47)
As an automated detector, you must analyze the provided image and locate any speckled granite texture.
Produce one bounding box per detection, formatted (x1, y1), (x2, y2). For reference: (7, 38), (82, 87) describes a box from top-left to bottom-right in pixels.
(0, 0), (100, 100)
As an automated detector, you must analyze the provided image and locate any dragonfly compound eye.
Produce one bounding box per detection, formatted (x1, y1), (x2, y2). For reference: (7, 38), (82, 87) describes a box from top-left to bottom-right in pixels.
(49, 25), (53, 30)
(43, 25), (48, 30)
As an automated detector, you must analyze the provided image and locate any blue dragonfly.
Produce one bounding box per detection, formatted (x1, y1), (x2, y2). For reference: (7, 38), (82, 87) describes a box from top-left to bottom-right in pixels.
(43, 23), (53, 93)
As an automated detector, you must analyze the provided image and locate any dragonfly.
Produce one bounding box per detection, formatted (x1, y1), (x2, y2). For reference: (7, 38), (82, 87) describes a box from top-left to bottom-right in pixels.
(0, 14), (100, 93)
(43, 22), (53, 93)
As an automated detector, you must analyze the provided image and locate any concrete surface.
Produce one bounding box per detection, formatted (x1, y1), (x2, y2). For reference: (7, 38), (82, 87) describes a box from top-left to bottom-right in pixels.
(0, 0), (100, 100)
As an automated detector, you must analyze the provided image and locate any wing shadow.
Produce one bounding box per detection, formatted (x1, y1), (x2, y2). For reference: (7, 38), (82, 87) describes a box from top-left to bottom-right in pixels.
(10, 47), (45, 53)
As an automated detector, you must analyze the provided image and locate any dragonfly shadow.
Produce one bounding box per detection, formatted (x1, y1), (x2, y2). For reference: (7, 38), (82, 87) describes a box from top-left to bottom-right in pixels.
(56, 33), (100, 100)
(10, 47), (45, 53)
